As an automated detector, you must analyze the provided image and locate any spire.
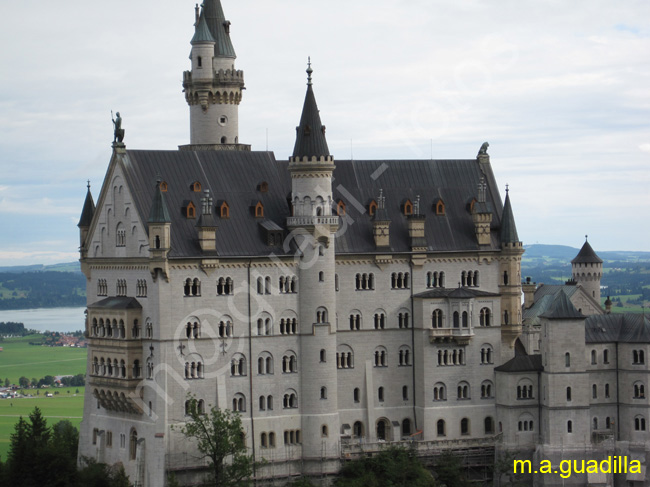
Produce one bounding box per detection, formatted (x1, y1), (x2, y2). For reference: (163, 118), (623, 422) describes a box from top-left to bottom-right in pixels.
(202, 0), (236, 58)
(148, 181), (171, 224)
(571, 237), (603, 264)
(500, 186), (520, 244)
(191, 11), (216, 44)
(77, 182), (95, 228)
(292, 60), (330, 159)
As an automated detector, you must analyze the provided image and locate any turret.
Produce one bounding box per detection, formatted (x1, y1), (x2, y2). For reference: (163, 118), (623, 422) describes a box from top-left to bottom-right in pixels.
(571, 237), (603, 303)
(498, 187), (524, 356)
(147, 181), (171, 281)
(182, 0), (247, 149)
(78, 181), (95, 257)
(286, 61), (340, 474)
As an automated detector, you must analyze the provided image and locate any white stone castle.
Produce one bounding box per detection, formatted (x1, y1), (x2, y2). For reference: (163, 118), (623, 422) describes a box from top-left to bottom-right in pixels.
(77, 2), (650, 486)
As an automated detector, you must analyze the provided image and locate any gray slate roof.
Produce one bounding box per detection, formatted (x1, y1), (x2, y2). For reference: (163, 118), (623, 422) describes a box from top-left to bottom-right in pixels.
(191, 13), (216, 44)
(88, 296), (142, 310)
(495, 354), (543, 372)
(539, 291), (585, 320)
(292, 83), (330, 158)
(585, 314), (650, 344)
(119, 149), (510, 259)
(78, 187), (95, 227)
(572, 240), (603, 264)
(148, 183), (171, 223)
(500, 191), (519, 244)
(202, 0), (236, 58)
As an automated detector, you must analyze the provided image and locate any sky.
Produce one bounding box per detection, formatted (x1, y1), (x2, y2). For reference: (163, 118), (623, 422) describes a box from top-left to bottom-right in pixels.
(0, 0), (648, 266)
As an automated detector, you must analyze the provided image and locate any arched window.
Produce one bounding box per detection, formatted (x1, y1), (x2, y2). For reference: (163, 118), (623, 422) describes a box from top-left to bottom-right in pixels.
(320, 387), (327, 400)
(402, 385), (409, 400)
(437, 419), (446, 437)
(433, 382), (446, 401)
(567, 387), (572, 401)
(484, 417), (494, 434)
(593, 384), (598, 399)
(480, 344), (494, 365)
(453, 312), (460, 328)
(603, 349), (609, 364)
(567, 420), (573, 433)
(129, 429), (138, 460)
(634, 382), (645, 399)
(479, 308), (491, 327)
(353, 421), (364, 438)
(591, 350), (597, 365)
(378, 387), (385, 402)
(462, 311), (469, 328)
(457, 382), (470, 400)
(460, 418), (470, 435)
(481, 381), (493, 398)
(232, 393), (246, 412)
(635, 416), (646, 431)
(316, 307), (328, 323)
(565, 352), (571, 367)
(402, 418), (412, 437)
(432, 309), (443, 328)
(321, 425), (329, 437)
(320, 349), (326, 362)
(353, 388), (360, 403)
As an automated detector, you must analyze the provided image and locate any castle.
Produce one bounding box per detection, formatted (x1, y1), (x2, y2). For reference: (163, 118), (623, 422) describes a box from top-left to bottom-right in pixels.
(77, 2), (650, 486)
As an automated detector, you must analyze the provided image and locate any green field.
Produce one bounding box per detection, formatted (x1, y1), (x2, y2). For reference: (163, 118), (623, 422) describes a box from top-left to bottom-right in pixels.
(0, 389), (85, 460)
(0, 335), (87, 384)
(0, 335), (87, 460)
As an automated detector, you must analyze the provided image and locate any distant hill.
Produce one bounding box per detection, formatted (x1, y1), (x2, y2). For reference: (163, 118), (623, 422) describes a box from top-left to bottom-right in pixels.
(0, 262), (81, 274)
(524, 244), (650, 264)
(0, 270), (86, 310)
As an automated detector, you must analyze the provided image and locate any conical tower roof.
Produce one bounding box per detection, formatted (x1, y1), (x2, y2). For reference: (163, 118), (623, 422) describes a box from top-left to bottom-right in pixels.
(148, 183), (171, 224)
(500, 189), (519, 244)
(571, 238), (603, 264)
(292, 61), (330, 159)
(202, 0), (236, 58)
(77, 184), (95, 227)
(191, 12), (216, 44)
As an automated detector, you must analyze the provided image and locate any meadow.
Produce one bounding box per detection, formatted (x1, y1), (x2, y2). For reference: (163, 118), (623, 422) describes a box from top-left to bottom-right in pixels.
(0, 335), (87, 460)
(0, 334), (87, 384)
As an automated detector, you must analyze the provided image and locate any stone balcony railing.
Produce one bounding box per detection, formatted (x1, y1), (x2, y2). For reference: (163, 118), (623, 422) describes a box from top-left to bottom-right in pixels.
(340, 435), (500, 458)
(287, 216), (339, 227)
(429, 327), (475, 344)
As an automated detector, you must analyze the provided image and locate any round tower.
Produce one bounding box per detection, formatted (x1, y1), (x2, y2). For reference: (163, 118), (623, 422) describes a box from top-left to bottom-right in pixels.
(287, 61), (340, 474)
(571, 236), (603, 303)
(182, 1), (245, 147)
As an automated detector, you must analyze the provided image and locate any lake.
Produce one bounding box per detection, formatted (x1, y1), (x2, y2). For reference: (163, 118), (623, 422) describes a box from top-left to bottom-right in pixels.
(0, 307), (86, 333)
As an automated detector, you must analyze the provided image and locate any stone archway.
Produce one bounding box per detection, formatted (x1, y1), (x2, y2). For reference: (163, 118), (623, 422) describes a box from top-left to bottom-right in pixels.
(376, 418), (392, 441)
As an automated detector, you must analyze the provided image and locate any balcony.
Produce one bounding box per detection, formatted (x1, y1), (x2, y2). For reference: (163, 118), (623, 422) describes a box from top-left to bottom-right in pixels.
(287, 216), (339, 227)
(429, 327), (474, 345)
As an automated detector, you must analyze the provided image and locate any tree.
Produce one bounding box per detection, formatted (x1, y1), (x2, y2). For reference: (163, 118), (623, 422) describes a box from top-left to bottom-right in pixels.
(19, 376), (29, 388)
(335, 446), (437, 487)
(4, 378), (9, 387)
(432, 451), (469, 487)
(31, 378), (38, 388)
(176, 396), (255, 487)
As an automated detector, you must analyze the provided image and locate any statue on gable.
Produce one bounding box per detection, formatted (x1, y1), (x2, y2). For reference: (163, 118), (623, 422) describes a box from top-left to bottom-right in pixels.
(112, 111), (125, 144)
(478, 141), (489, 156)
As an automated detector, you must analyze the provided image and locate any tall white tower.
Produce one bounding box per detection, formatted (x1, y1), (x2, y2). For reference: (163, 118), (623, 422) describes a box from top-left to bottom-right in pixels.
(182, 0), (247, 149)
(286, 62), (341, 473)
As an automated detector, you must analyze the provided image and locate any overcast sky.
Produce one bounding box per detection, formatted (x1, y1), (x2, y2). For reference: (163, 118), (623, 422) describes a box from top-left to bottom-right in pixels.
(0, 0), (648, 266)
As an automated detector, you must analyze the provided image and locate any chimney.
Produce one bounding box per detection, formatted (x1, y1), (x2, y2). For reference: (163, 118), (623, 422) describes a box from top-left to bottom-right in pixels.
(522, 276), (536, 310)
(372, 190), (391, 250)
(196, 189), (217, 251)
(407, 195), (427, 251)
(194, 4), (200, 26)
(472, 177), (492, 246)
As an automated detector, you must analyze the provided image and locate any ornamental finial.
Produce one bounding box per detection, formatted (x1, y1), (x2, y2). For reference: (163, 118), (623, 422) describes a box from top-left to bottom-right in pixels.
(307, 57), (313, 86)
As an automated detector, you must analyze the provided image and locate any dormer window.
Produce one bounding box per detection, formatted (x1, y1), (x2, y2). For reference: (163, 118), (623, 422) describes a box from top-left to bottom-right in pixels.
(219, 201), (230, 219)
(254, 202), (264, 218)
(336, 200), (346, 216)
(368, 200), (378, 216)
(467, 197), (477, 213)
(403, 199), (413, 216)
(160, 181), (168, 192)
(258, 182), (269, 193)
(186, 202), (196, 219)
(434, 198), (445, 216)
(191, 181), (202, 193)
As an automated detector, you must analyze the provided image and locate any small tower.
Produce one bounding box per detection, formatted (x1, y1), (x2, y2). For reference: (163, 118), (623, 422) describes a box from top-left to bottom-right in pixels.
(148, 181), (171, 281)
(499, 187), (524, 357)
(287, 60), (340, 475)
(571, 237), (603, 303)
(182, 0), (247, 149)
(78, 181), (95, 258)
